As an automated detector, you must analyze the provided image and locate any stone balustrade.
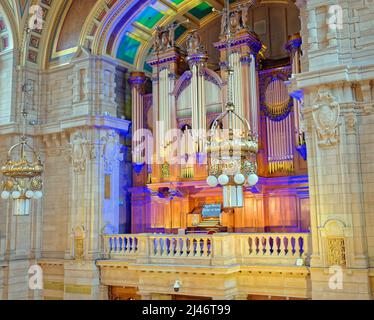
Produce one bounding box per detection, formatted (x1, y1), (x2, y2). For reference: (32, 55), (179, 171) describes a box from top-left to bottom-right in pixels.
(103, 233), (311, 266)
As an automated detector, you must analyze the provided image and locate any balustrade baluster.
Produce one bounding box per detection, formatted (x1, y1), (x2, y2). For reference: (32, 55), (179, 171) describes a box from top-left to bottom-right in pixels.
(151, 238), (156, 256)
(265, 237), (272, 256)
(131, 237), (135, 254)
(134, 237), (138, 253)
(207, 239), (212, 256)
(200, 239), (206, 257)
(108, 237), (112, 254)
(279, 236), (285, 256)
(124, 237), (128, 254)
(162, 238), (169, 257)
(275, 237), (281, 255)
(175, 238), (181, 256)
(157, 238), (162, 256)
(284, 236), (289, 256)
(294, 237), (301, 257)
(183, 238), (191, 257)
(114, 237), (119, 254)
(260, 237), (266, 255)
(117, 237), (122, 254)
(299, 236), (308, 257)
(255, 237), (260, 255)
(193, 239), (198, 256)
(182, 238), (187, 257)
(247, 236), (253, 256)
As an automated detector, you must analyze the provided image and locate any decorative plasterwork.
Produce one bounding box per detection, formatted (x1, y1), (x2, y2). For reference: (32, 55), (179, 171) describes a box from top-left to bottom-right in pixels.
(101, 130), (123, 174)
(344, 112), (357, 135)
(72, 225), (86, 261)
(66, 131), (95, 174)
(0, 0), (18, 51)
(44, 0), (221, 71)
(327, 237), (346, 267)
(312, 87), (340, 147)
(42, 132), (69, 156)
(25, 0), (53, 64)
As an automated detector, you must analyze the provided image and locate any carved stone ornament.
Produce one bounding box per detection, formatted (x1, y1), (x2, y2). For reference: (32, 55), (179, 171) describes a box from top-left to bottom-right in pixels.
(72, 225), (86, 261)
(101, 130), (124, 174)
(327, 237), (346, 267)
(345, 112), (357, 135)
(312, 87), (340, 147)
(67, 131), (95, 174)
(186, 31), (208, 58)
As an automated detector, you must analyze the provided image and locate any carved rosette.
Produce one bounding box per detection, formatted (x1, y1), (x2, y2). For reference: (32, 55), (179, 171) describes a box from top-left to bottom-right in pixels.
(312, 87), (340, 147)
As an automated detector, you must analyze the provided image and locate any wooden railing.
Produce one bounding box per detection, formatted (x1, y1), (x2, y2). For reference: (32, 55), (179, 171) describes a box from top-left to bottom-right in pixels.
(103, 233), (311, 266)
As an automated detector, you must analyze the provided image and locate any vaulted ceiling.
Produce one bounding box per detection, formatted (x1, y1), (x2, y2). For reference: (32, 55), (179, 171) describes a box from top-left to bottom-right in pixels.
(1, 0), (296, 71)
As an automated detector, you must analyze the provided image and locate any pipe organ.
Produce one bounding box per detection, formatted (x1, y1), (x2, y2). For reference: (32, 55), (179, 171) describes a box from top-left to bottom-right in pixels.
(129, 8), (308, 234)
(185, 32), (208, 154)
(261, 70), (294, 173)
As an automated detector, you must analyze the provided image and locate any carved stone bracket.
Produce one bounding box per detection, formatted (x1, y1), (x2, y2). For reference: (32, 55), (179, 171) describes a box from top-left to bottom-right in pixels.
(43, 132), (69, 156)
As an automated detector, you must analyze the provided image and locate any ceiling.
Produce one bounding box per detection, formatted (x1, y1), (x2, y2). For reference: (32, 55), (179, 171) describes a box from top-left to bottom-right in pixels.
(1, 0), (296, 71)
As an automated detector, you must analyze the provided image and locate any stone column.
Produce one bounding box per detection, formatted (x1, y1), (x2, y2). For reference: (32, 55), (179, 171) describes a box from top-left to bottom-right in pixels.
(292, 0), (373, 300)
(63, 118), (129, 299)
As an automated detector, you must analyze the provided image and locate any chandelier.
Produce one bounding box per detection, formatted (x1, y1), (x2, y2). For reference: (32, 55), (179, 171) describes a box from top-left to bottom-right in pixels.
(0, 28), (43, 216)
(206, 0), (259, 208)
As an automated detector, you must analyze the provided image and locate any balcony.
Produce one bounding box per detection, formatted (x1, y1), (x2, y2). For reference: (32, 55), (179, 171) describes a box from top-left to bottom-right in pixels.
(102, 233), (311, 267)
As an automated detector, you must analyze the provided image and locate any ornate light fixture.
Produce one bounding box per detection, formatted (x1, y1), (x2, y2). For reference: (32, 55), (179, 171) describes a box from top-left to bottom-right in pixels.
(1, 28), (43, 216)
(206, 0), (259, 208)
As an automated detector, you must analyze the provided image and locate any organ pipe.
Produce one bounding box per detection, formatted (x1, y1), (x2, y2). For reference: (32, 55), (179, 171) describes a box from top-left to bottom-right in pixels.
(285, 34), (304, 146)
(130, 72), (146, 164)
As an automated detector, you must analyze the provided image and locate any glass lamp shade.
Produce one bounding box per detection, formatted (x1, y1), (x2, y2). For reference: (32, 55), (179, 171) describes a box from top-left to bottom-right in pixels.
(25, 190), (34, 199)
(248, 174), (259, 186)
(1, 191), (10, 200)
(218, 174), (230, 186)
(12, 191), (21, 200)
(207, 176), (219, 187)
(33, 191), (43, 200)
(234, 173), (246, 185)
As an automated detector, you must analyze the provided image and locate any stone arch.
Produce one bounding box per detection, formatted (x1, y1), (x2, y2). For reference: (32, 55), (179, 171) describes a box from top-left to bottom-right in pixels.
(0, 3), (17, 125)
(323, 219), (346, 237)
(0, 2), (16, 52)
